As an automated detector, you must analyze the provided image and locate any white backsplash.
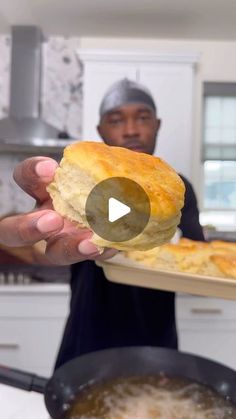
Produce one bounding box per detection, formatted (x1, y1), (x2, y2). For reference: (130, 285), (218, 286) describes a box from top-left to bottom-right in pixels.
(42, 36), (83, 138)
(0, 36), (10, 119)
(0, 35), (82, 216)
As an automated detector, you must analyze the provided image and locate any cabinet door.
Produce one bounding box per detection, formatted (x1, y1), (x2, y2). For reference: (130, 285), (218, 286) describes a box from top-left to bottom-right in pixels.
(82, 63), (137, 141)
(178, 326), (236, 370)
(0, 289), (69, 376)
(176, 296), (236, 370)
(139, 64), (194, 178)
(0, 318), (67, 376)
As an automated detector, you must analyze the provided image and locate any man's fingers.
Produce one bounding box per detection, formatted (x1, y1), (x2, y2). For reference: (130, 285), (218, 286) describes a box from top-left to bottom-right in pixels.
(0, 210), (64, 247)
(45, 233), (117, 265)
(0, 208), (118, 265)
(45, 231), (98, 265)
(94, 248), (118, 261)
(13, 157), (58, 203)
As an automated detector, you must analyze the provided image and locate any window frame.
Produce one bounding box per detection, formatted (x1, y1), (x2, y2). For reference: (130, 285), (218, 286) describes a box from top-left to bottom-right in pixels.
(200, 82), (236, 230)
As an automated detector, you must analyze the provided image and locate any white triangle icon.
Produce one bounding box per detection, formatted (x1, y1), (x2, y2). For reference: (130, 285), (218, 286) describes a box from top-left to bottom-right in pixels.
(108, 197), (131, 223)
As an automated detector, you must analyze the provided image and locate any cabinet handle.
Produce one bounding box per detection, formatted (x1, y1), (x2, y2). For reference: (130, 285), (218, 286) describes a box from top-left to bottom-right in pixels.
(0, 343), (20, 349)
(190, 308), (222, 315)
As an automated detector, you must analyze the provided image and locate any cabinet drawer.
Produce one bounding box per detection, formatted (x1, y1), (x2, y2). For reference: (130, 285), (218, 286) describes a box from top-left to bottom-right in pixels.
(0, 293), (69, 318)
(0, 318), (66, 375)
(176, 295), (236, 320)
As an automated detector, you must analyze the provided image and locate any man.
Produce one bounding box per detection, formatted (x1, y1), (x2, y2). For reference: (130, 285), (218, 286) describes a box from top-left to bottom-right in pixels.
(0, 79), (204, 370)
(54, 79), (204, 368)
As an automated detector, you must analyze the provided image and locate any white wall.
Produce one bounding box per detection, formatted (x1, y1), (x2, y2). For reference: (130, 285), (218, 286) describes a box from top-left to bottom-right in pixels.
(80, 37), (236, 197)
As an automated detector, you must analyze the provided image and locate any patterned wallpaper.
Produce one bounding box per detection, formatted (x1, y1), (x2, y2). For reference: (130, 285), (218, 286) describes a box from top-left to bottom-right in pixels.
(0, 35), (83, 216)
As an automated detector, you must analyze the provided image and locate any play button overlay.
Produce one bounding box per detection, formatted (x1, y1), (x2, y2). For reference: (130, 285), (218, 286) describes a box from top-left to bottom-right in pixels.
(85, 177), (150, 242)
(108, 198), (131, 222)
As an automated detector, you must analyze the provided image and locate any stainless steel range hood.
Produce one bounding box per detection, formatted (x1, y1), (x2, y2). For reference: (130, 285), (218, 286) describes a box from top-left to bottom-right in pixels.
(0, 26), (71, 153)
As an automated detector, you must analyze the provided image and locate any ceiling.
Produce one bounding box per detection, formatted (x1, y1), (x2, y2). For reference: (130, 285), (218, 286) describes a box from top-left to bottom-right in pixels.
(1, 0), (236, 40)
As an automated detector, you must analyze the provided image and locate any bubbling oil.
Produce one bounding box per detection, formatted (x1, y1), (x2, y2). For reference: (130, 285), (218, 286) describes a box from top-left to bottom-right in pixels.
(66, 375), (236, 419)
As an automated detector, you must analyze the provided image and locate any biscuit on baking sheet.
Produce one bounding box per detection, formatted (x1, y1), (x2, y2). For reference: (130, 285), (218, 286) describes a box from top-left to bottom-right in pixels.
(210, 254), (236, 279)
(47, 141), (185, 251)
(209, 240), (236, 253)
(125, 239), (236, 279)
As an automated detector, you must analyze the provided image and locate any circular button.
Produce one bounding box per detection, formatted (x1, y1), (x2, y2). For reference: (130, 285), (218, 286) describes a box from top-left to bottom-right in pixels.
(85, 177), (150, 242)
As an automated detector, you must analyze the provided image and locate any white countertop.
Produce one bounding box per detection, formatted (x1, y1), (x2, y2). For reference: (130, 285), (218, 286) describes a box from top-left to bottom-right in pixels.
(0, 384), (49, 418)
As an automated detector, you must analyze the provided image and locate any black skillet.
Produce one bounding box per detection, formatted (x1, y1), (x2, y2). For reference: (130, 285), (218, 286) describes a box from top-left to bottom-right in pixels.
(0, 347), (235, 418)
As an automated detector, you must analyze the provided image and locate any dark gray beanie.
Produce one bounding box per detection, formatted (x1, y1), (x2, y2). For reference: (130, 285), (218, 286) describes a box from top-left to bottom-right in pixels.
(99, 78), (157, 119)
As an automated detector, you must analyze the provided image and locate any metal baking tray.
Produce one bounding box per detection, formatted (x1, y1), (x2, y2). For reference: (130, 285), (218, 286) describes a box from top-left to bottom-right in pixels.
(96, 254), (236, 300)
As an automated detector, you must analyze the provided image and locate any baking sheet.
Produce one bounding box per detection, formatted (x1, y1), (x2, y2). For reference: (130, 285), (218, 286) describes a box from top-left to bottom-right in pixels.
(96, 254), (236, 300)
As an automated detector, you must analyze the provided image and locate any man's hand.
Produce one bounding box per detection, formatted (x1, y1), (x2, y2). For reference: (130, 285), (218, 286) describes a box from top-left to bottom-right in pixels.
(0, 157), (117, 265)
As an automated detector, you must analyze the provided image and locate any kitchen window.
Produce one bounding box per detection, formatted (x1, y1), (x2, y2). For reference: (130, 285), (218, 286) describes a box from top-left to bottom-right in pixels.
(200, 82), (236, 231)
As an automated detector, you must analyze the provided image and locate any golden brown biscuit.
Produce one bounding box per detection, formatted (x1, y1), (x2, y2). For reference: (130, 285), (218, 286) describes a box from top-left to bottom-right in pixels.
(178, 238), (209, 249)
(47, 141), (185, 251)
(210, 240), (236, 253)
(210, 254), (236, 279)
(126, 239), (236, 278)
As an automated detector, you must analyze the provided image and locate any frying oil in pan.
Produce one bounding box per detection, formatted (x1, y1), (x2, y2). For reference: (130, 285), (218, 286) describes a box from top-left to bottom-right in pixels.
(66, 375), (236, 419)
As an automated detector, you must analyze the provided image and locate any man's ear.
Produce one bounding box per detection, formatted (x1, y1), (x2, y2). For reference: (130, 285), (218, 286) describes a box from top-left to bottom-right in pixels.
(97, 124), (101, 137)
(97, 123), (106, 139)
(156, 118), (161, 132)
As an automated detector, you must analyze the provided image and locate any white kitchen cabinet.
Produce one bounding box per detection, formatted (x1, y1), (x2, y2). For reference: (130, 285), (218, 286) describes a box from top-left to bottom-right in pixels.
(79, 49), (199, 179)
(139, 64), (194, 177)
(0, 284), (70, 378)
(176, 294), (236, 370)
(82, 61), (137, 135)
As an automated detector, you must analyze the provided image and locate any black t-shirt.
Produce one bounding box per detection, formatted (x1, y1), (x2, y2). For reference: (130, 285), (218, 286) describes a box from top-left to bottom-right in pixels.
(55, 175), (204, 369)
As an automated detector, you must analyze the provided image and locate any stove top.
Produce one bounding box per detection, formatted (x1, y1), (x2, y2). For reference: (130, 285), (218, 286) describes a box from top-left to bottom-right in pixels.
(0, 272), (37, 285)
(0, 264), (70, 284)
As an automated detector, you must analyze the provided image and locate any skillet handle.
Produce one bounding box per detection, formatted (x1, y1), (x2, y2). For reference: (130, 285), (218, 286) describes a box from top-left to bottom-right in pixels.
(0, 365), (47, 393)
